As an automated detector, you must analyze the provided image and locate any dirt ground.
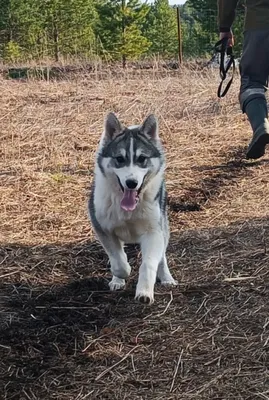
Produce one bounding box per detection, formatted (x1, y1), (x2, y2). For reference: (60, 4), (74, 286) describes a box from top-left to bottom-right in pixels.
(1, 65), (269, 400)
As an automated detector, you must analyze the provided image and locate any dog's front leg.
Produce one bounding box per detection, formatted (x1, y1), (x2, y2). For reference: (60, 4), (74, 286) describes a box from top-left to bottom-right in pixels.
(108, 240), (131, 291)
(135, 231), (164, 304)
(94, 231), (131, 291)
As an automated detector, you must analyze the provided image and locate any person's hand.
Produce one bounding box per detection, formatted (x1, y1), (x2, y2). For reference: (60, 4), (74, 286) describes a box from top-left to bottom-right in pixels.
(220, 30), (234, 47)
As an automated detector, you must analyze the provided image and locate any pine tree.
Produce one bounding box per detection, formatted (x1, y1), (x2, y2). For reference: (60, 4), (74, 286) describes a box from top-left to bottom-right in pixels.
(0, 0), (97, 62)
(180, 4), (205, 57)
(95, 0), (150, 64)
(38, 0), (97, 61)
(145, 0), (178, 58)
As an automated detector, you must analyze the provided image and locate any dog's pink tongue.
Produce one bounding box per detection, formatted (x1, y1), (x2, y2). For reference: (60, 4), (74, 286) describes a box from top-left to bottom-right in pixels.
(121, 189), (137, 211)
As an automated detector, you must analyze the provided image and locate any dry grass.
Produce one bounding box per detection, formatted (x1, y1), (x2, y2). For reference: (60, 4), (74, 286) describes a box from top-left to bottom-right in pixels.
(1, 64), (269, 399)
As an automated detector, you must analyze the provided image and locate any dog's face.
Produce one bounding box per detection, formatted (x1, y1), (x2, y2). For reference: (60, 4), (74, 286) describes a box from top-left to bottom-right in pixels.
(98, 113), (164, 211)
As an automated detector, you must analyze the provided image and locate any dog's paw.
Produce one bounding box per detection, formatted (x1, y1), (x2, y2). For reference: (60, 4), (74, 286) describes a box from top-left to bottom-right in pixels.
(109, 276), (125, 291)
(160, 278), (178, 286)
(135, 290), (154, 305)
(110, 262), (131, 280)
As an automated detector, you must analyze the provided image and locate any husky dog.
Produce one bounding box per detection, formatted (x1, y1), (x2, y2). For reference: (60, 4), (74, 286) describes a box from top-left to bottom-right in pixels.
(89, 113), (177, 304)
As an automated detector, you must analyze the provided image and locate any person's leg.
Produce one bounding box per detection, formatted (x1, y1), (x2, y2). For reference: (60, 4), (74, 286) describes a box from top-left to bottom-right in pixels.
(239, 29), (269, 159)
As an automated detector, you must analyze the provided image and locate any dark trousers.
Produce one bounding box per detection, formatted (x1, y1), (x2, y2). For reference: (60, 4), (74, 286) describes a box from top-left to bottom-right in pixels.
(239, 29), (269, 112)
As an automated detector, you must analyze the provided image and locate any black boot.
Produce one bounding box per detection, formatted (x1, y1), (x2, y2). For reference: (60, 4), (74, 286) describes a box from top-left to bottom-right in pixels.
(245, 97), (269, 160)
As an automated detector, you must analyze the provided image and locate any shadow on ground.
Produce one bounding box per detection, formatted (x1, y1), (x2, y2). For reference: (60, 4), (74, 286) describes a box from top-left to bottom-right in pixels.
(1, 149), (269, 399)
(169, 145), (269, 213)
(1, 213), (269, 399)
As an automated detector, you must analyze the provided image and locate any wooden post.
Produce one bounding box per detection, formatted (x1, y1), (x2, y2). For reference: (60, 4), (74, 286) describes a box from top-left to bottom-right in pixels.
(122, 0), (126, 68)
(176, 6), (182, 65)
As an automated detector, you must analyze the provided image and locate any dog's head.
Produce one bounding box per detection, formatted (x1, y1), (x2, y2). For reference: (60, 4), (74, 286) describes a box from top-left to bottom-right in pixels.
(97, 113), (164, 212)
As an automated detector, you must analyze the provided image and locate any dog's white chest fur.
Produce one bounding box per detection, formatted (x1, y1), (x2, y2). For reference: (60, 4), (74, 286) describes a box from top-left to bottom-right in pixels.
(94, 174), (161, 243)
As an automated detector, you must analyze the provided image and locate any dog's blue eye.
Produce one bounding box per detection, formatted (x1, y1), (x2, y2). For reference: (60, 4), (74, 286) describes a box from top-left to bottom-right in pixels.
(137, 155), (146, 164)
(116, 156), (125, 164)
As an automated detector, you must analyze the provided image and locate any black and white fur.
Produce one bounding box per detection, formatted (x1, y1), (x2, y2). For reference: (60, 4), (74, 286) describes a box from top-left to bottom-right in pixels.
(89, 113), (177, 304)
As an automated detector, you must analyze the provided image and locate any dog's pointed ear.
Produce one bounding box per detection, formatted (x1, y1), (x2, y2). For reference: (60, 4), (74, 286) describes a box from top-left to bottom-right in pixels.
(141, 114), (159, 140)
(104, 112), (123, 141)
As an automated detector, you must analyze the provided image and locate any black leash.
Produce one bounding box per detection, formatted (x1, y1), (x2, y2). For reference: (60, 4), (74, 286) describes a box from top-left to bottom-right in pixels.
(214, 37), (236, 98)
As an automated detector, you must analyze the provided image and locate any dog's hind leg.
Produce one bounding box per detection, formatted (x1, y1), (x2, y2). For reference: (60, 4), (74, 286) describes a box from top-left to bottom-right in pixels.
(95, 231), (131, 291)
(157, 255), (177, 286)
(156, 219), (177, 286)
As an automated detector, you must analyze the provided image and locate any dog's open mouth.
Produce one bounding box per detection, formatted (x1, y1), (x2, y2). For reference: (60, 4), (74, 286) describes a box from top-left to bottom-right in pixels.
(117, 177), (141, 212)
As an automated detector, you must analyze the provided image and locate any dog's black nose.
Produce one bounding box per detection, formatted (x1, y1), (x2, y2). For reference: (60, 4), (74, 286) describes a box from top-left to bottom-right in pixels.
(126, 179), (138, 189)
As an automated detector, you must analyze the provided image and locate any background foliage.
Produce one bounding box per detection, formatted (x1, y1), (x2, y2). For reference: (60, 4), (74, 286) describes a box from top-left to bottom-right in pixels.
(0, 0), (245, 63)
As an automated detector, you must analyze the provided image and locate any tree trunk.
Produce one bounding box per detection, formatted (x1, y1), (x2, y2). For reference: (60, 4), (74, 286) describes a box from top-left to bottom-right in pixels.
(8, 11), (13, 41)
(53, 23), (59, 62)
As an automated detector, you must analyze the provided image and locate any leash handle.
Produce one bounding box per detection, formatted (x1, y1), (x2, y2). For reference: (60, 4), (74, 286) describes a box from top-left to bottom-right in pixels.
(214, 37), (235, 98)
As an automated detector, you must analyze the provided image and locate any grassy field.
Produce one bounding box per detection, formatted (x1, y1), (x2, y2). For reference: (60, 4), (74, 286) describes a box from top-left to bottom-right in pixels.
(1, 65), (269, 399)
